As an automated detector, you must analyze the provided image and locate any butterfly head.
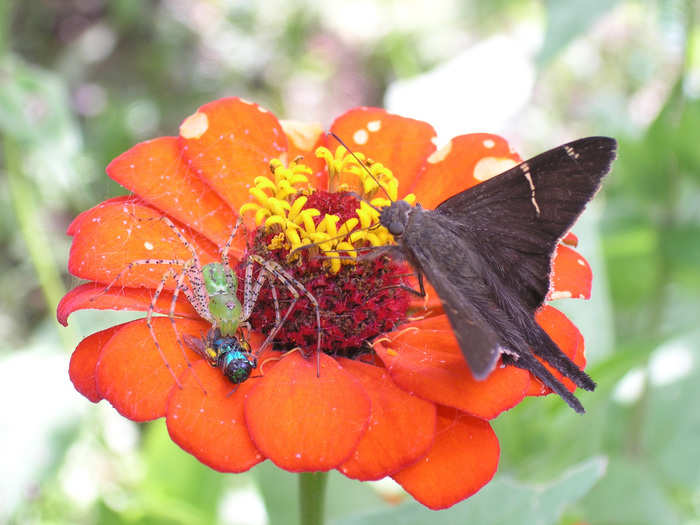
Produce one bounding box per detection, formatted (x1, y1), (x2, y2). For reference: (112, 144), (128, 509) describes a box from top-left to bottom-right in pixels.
(379, 199), (413, 238)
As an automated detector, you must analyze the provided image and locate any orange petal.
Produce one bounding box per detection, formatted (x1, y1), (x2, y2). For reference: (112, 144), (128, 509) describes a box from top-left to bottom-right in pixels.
(279, 120), (328, 190)
(549, 244), (592, 300)
(166, 360), (264, 473)
(244, 351), (371, 471)
(67, 196), (131, 236)
(329, 108), (436, 193)
(69, 325), (122, 402)
(392, 407), (499, 510)
(336, 358), (437, 481)
(405, 275), (443, 315)
(412, 133), (521, 209)
(528, 306), (585, 396)
(96, 317), (209, 421)
(68, 198), (219, 289)
(107, 136), (242, 251)
(178, 97), (287, 211)
(375, 316), (530, 419)
(57, 283), (198, 326)
(562, 231), (579, 247)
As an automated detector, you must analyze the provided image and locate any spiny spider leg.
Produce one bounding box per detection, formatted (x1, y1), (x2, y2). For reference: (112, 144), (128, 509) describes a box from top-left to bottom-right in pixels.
(144, 267), (185, 388)
(245, 255), (322, 376)
(269, 283), (281, 325)
(93, 257), (189, 299)
(136, 258), (214, 394)
(152, 214), (210, 304)
(130, 212), (213, 308)
(221, 215), (244, 268)
(240, 263), (290, 352)
(165, 265), (210, 395)
(257, 289), (299, 355)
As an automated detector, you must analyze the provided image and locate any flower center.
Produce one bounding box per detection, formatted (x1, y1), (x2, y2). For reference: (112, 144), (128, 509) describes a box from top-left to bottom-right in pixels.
(238, 147), (415, 357)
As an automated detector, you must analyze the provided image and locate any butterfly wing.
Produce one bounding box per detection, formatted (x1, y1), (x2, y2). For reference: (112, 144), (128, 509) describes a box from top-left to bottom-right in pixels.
(400, 209), (507, 379)
(435, 136), (617, 312)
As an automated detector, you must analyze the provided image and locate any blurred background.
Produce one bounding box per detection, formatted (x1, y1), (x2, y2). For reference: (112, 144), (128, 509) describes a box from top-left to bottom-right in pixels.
(1, 0), (699, 523)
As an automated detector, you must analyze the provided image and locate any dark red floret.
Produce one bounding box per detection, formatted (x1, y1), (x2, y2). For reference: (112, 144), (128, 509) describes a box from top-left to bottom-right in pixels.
(236, 191), (411, 358)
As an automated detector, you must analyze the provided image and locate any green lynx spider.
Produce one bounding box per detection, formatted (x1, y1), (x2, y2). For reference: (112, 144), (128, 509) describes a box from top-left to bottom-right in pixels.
(99, 213), (321, 390)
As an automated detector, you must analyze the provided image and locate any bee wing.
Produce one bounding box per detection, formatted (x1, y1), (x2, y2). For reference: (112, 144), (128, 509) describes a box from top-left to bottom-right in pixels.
(435, 136), (617, 312)
(183, 333), (207, 358)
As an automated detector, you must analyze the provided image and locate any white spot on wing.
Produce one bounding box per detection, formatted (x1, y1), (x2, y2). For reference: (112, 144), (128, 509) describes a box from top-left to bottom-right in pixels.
(483, 139), (495, 149)
(144, 241), (154, 251)
(521, 162), (541, 216)
(564, 145), (580, 160)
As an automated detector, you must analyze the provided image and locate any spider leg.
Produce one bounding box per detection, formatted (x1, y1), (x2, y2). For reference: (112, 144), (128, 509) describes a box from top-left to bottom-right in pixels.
(146, 267), (186, 389)
(155, 215), (212, 307)
(257, 277), (299, 354)
(248, 255), (322, 376)
(241, 256), (256, 322)
(241, 258), (279, 324)
(167, 266), (209, 395)
(269, 283), (281, 325)
(238, 257), (300, 355)
(92, 258), (190, 299)
(221, 215), (244, 269)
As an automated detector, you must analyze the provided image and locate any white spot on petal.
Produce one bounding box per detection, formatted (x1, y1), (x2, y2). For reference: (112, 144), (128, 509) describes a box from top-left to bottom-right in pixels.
(179, 112), (209, 139)
(577, 259), (586, 266)
(353, 129), (369, 145)
(473, 157), (518, 181)
(483, 139), (495, 149)
(367, 120), (381, 132)
(427, 140), (453, 164)
(279, 120), (323, 151)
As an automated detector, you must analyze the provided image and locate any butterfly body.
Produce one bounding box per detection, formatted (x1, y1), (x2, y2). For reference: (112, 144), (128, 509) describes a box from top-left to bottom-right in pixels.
(379, 137), (617, 413)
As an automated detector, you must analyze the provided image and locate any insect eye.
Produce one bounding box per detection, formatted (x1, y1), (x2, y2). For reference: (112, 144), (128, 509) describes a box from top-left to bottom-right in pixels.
(388, 221), (404, 236)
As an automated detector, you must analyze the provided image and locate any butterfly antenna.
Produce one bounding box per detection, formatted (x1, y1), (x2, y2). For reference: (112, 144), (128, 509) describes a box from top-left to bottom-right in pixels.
(328, 132), (393, 207)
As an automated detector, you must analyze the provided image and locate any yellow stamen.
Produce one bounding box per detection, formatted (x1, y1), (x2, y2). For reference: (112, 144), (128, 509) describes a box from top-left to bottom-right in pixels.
(239, 146), (414, 273)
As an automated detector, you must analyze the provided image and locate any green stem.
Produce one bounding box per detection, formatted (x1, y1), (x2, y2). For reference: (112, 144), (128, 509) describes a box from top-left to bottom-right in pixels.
(299, 472), (328, 525)
(4, 135), (77, 349)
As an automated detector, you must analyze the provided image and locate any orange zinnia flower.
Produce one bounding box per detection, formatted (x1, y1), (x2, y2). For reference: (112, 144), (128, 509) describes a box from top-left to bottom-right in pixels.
(59, 98), (592, 510)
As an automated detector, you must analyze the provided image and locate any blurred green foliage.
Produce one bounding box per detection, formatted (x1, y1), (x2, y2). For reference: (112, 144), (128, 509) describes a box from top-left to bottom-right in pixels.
(1, 0), (699, 524)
